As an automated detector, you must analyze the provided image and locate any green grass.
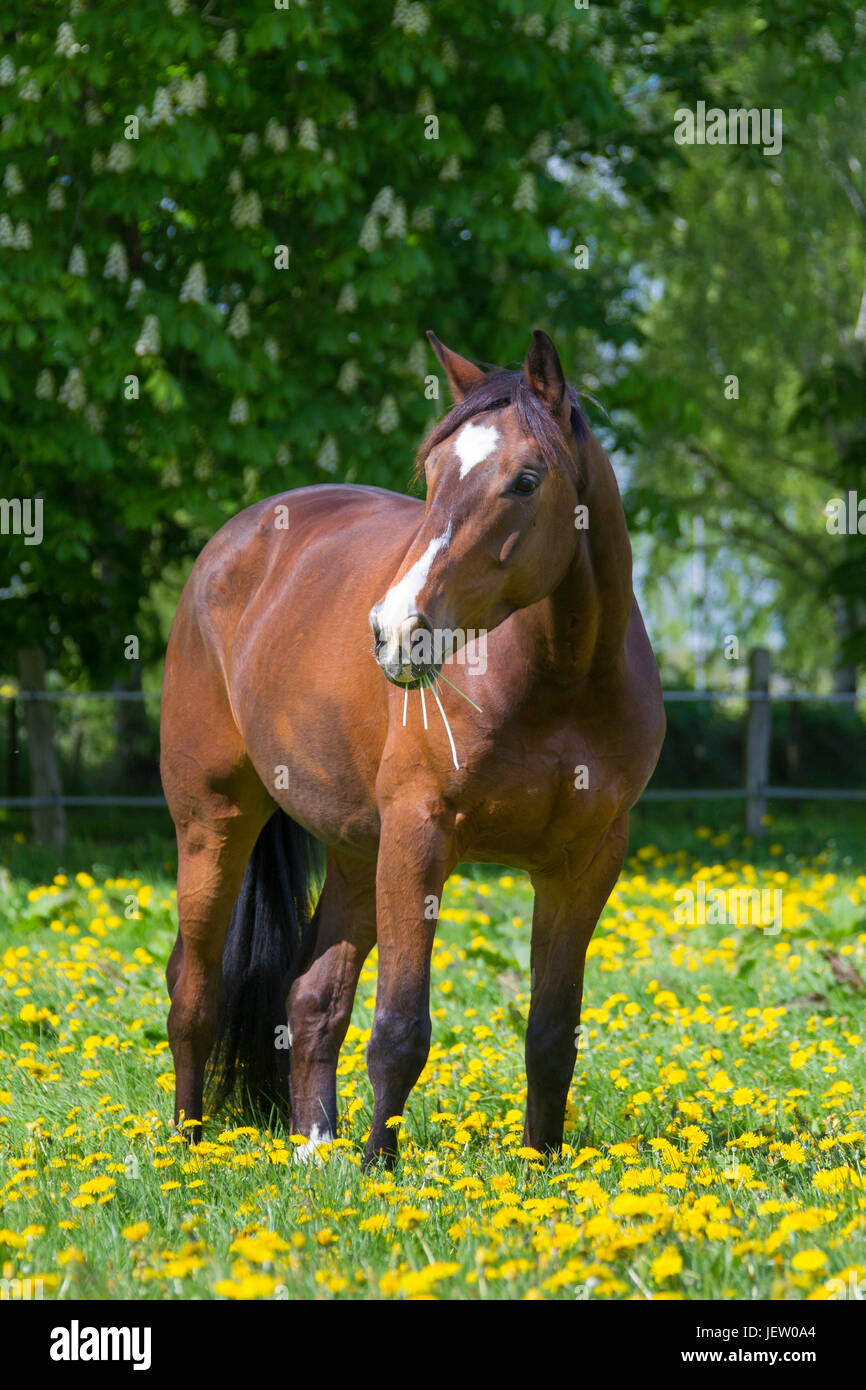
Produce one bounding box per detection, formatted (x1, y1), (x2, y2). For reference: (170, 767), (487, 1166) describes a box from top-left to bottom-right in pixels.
(0, 810), (865, 1300)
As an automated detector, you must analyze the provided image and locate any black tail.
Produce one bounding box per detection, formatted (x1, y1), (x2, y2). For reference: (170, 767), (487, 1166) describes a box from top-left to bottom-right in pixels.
(206, 809), (324, 1118)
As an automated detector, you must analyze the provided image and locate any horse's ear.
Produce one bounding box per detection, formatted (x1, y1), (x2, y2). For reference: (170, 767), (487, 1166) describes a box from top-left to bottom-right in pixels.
(524, 329), (569, 427)
(426, 331), (486, 402)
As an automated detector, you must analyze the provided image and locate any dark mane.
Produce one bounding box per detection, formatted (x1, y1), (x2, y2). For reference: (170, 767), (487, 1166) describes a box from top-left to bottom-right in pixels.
(414, 367), (589, 482)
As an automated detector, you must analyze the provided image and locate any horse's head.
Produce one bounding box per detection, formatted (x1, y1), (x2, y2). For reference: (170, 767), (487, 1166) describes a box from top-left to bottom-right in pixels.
(369, 330), (587, 686)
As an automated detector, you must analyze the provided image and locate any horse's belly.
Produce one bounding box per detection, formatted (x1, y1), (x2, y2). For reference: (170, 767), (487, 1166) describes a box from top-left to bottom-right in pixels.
(250, 748), (381, 857)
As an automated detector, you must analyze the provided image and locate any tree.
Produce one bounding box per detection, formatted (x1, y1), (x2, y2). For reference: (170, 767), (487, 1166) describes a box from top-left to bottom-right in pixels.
(1, 0), (704, 840)
(611, 7), (866, 688)
(0, 1), (686, 672)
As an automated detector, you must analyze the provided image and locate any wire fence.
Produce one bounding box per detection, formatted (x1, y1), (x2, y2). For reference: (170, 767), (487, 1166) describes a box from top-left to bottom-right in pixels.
(1, 669), (865, 812)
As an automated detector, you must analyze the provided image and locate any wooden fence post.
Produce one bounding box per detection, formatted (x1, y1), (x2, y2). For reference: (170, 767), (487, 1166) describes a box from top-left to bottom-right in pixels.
(745, 647), (772, 836)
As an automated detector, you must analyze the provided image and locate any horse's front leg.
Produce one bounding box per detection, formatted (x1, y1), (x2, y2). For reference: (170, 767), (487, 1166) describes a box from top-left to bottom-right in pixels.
(525, 815), (629, 1152)
(364, 796), (456, 1169)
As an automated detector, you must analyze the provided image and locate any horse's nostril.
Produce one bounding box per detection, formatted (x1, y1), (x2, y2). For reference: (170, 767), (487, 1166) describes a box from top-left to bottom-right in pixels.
(397, 613), (436, 672)
(369, 608), (383, 645)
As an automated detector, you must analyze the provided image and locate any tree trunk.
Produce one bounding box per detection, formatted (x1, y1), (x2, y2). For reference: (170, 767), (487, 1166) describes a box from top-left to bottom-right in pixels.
(17, 646), (66, 850)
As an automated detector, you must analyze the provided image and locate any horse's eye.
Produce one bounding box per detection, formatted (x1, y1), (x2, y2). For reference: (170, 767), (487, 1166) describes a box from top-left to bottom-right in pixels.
(510, 473), (540, 496)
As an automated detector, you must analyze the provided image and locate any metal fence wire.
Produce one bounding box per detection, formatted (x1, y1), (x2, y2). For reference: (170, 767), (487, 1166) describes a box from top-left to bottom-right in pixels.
(1, 665), (865, 813)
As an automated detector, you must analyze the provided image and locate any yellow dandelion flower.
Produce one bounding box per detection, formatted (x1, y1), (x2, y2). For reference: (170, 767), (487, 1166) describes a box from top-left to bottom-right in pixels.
(650, 1248), (683, 1281)
(230, 1233), (290, 1263)
(394, 1207), (428, 1231)
(214, 1274), (278, 1300)
(162, 1256), (204, 1278)
(359, 1215), (388, 1233)
(78, 1176), (114, 1195)
(778, 1142), (807, 1163)
(397, 1262), (460, 1297)
(792, 1250), (827, 1272)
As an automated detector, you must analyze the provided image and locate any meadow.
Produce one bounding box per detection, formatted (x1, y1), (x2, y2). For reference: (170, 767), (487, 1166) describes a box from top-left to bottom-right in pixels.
(1, 811), (864, 1301)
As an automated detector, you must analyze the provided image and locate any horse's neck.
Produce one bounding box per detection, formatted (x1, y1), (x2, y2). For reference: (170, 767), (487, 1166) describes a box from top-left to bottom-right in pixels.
(531, 433), (634, 684)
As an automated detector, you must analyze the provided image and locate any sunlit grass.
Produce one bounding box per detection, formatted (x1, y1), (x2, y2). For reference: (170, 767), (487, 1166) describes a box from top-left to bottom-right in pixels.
(0, 826), (864, 1300)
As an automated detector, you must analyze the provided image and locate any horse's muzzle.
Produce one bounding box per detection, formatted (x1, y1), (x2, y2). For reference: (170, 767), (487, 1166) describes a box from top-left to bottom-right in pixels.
(369, 609), (438, 687)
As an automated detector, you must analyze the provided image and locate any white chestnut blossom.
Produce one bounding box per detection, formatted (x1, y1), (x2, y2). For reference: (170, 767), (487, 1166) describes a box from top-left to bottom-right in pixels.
(337, 360), (360, 393)
(216, 29), (238, 63)
(35, 369), (55, 399)
(393, 2), (430, 36)
(135, 315), (161, 356)
(226, 302), (251, 338)
(3, 163), (23, 196)
(317, 434), (338, 471)
(513, 172), (537, 212)
(358, 215), (380, 253)
(104, 242), (129, 281)
(56, 24), (78, 57)
(58, 367), (86, 410)
(297, 118), (319, 151)
(179, 261), (207, 304)
(106, 141), (134, 173)
(336, 283), (357, 313)
(378, 395), (399, 433)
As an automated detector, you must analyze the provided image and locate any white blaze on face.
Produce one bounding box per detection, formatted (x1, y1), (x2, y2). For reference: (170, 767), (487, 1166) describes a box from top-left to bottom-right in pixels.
(454, 421), (499, 478)
(377, 523), (452, 655)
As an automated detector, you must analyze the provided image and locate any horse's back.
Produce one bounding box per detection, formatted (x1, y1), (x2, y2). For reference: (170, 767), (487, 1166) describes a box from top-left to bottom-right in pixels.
(170, 483), (420, 648)
(221, 482), (420, 539)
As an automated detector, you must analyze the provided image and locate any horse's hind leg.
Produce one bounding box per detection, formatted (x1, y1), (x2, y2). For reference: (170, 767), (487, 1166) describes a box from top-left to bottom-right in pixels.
(287, 851), (376, 1152)
(168, 806), (268, 1137)
(163, 709), (271, 1139)
(161, 581), (274, 1136)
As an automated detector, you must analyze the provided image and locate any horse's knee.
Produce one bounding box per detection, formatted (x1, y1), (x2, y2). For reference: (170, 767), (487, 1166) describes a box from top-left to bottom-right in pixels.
(368, 1010), (430, 1086)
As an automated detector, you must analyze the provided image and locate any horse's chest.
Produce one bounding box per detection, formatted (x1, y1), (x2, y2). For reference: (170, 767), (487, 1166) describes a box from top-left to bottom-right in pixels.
(460, 721), (628, 870)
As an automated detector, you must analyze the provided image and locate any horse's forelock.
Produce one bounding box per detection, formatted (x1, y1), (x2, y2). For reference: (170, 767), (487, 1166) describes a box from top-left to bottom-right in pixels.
(413, 368), (588, 483)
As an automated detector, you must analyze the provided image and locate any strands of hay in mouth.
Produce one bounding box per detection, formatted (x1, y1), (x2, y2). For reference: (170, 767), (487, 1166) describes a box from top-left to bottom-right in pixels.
(398, 666), (482, 770)
(409, 670), (483, 771)
(427, 676), (459, 770)
(435, 668), (483, 714)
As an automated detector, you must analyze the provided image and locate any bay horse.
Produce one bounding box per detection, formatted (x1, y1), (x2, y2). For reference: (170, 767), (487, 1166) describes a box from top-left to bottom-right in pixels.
(160, 330), (665, 1167)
